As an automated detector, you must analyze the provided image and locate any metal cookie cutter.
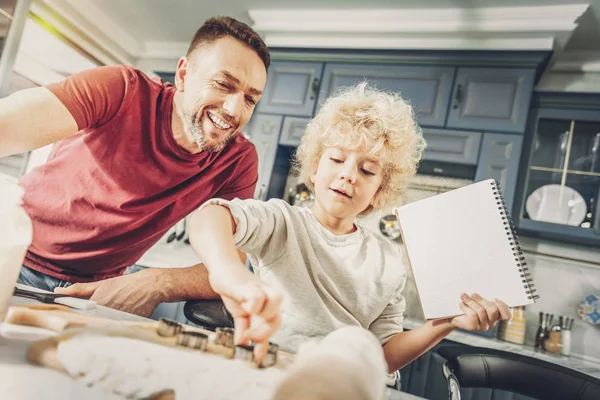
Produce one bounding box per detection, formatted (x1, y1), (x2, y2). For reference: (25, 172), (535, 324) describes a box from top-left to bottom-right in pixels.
(233, 342), (279, 368)
(214, 327), (235, 348)
(176, 331), (209, 351)
(157, 318), (183, 337)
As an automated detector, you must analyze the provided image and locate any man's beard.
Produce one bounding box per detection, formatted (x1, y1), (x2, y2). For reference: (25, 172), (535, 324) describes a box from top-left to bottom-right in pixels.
(183, 110), (233, 153)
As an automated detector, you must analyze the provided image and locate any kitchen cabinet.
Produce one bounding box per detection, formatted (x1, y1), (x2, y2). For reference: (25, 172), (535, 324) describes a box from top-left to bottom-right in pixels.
(318, 63), (455, 127)
(475, 133), (523, 212)
(279, 116), (311, 147)
(446, 67), (535, 134)
(256, 61), (323, 117)
(154, 71), (175, 84)
(246, 114), (283, 200)
(422, 128), (482, 165)
(399, 343), (451, 400)
(514, 104), (600, 247)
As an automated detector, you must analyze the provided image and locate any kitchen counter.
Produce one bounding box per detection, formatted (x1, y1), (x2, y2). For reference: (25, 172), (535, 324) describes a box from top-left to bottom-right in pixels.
(403, 317), (600, 379)
(0, 297), (149, 400)
(0, 296), (424, 400)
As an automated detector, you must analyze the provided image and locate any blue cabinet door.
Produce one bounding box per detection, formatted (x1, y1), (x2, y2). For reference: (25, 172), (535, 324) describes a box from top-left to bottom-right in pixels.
(279, 116), (311, 147)
(318, 63), (456, 127)
(256, 61), (323, 117)
(475, 133), (523, 212)
(422, 128), (483, 165)
(447, 67), (535, 133)
(246, 114), (283, 200)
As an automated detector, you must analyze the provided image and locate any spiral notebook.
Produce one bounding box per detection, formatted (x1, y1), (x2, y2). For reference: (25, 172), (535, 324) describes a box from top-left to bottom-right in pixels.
(394, 179), (538, 320)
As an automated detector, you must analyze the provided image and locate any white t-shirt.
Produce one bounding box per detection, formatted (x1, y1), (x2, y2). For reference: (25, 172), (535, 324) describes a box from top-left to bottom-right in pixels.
(200, 198), (407, 353)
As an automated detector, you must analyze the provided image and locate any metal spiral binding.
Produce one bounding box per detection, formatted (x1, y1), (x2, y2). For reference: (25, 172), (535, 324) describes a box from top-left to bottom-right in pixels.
(490, 180), (539, 301)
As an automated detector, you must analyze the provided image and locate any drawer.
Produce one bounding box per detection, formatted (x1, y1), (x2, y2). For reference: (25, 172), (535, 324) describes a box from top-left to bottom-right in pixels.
(422, 129), (482, 165)
(278, 117), (311, 147)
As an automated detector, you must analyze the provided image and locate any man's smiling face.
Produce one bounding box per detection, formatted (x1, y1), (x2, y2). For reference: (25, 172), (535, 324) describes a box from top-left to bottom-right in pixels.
(177, 36), (267, 152)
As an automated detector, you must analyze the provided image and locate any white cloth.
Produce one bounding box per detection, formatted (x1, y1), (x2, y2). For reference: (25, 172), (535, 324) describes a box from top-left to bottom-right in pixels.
(271, 326), (389, 400)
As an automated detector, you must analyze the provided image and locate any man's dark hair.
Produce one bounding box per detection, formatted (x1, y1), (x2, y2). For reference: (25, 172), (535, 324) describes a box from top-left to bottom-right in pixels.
(187, 16), (270, 71)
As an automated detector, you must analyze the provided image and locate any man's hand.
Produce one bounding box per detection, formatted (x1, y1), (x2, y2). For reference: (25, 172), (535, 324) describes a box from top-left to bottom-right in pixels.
(448, 293), (512, 331)
(54, 268), (166, 317)
(210, 268), (283, 362)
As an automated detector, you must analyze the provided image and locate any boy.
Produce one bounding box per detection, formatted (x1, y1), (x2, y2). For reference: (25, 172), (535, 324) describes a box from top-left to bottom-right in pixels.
(188, 83), (511, 371)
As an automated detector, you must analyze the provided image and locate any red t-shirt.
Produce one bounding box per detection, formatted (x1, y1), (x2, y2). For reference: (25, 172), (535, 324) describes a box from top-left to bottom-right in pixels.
(19, 65), (258, 282)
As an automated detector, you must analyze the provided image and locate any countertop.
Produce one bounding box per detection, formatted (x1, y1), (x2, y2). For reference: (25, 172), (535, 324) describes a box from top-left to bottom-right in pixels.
(403, 317), (600, 378)
(0, 296), (423, 400)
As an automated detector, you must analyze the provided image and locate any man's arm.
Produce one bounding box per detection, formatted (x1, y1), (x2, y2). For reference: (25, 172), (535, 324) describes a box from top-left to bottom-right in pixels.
(54, 255), (248, 317)
(0, 87), (78, 158)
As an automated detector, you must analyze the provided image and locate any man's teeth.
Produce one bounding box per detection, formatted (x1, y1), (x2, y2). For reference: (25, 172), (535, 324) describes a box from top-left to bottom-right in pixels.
(208, 112), (231, 130)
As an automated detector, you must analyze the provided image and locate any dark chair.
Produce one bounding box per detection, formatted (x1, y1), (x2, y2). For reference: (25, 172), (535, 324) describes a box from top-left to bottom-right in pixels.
(437, 345), (600, 400)
(183, 260), (254, 331)
(183, 299), (233, 331)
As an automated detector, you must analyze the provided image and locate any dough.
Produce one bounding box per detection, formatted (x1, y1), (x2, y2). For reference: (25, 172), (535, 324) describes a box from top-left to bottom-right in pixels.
(55, 326), (387, 400)
(57, 334), (285, 399)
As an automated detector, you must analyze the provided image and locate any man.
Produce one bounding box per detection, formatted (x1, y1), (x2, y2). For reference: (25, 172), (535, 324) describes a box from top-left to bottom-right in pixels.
(0, 17), (280, 333)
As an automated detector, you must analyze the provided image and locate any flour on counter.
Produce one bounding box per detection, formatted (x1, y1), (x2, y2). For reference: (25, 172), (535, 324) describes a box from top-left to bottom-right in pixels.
(57, 334), (286, 399)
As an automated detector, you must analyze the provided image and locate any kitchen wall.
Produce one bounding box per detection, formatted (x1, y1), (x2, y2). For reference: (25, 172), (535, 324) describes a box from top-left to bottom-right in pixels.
(521, 238), (600, 363)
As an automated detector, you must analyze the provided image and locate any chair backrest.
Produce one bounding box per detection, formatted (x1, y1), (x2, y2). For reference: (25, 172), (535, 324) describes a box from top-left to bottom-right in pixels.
(437, 345), (600, 400)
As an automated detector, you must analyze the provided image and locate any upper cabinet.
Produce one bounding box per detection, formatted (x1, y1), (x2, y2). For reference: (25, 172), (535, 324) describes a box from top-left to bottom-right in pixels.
(246, 114), (284, 200)
(514, 103), (600, 247)
(256, 62), (324, 117)
(318, 63), (455, 128)
(475, 133), (523, 212)
(446, 68), (535, 134)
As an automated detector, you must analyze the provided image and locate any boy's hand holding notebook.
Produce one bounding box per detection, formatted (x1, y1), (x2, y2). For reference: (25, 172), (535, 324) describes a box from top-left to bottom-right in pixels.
(394, 179), (538, 320)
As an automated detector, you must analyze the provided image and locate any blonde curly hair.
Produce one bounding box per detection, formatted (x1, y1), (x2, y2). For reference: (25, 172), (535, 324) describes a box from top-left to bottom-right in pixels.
(293, 82), (426, 214)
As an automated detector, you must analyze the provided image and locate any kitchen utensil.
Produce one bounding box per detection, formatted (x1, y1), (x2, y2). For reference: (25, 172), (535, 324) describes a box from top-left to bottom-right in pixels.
(545, 318), (563, 354)
(525, 184), (587, 226)
(534, 311), (546, 349)
(560, 316), (573, 356)
(379, 214), (401, 240)
(14, 286), (96, 310)
(288, 183), (314, 208)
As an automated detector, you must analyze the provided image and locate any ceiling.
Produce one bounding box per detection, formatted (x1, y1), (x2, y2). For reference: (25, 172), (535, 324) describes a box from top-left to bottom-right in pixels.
(32, 0), (600, 74)
(82, 0), (599, 45)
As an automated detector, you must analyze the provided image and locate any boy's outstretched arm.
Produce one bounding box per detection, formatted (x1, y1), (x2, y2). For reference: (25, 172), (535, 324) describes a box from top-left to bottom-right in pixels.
(383, 293), (511, 372)
(189, 204), (283, 361)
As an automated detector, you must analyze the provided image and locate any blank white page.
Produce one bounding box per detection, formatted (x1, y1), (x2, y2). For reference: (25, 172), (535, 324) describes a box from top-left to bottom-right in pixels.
(395, 179), (534, 320)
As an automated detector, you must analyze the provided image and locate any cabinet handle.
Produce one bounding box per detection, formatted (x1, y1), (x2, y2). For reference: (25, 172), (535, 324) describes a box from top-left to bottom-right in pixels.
(452, 84), (464, 110)
(310, 77), (320, 100)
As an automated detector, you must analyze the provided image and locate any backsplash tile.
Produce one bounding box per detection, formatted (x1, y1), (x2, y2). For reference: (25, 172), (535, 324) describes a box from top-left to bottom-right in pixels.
(523, 251), (600, 362)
